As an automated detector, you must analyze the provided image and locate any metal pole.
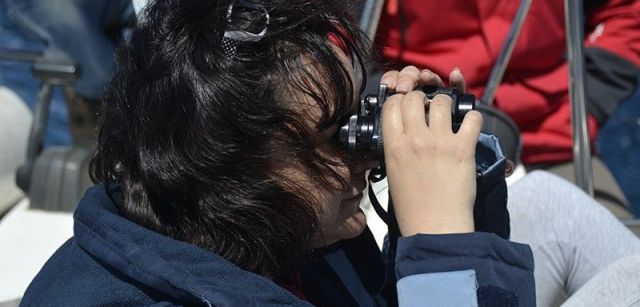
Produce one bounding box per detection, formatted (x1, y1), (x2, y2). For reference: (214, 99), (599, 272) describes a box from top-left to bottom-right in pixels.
(565, 0), (594, 195)
(26, 83), (54, 162)
(481, 0), (531, 105)
(359, 0), (385, 42)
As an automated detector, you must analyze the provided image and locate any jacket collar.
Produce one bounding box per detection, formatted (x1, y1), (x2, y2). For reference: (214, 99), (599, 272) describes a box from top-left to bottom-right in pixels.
(73, 185), (309, 306)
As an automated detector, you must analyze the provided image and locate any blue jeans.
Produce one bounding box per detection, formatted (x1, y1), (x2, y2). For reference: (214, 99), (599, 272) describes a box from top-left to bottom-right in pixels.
(0, 0), (70, 146)
(6, 0), (135, 99)
(597, 83), (640, 216)
(1, 0), (134, 147)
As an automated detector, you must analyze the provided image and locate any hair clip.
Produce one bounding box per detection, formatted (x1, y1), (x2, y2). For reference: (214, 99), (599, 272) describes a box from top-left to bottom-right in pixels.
(222, 0), (270, 58)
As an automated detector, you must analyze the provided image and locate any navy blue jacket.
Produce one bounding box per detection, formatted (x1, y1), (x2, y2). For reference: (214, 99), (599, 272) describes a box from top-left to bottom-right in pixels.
(21, 184), (534, 306)
(22, 135), (534, 306)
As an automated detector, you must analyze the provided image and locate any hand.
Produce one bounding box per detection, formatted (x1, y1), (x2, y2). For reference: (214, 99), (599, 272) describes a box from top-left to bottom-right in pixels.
(380, 67), (482, 235)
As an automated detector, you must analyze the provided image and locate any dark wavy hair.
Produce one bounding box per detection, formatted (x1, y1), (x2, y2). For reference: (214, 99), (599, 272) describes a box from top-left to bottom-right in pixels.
(90, 0), (368, 282)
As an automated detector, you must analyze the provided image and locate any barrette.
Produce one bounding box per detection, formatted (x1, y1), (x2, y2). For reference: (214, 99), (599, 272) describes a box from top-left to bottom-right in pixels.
(222, 0), (270, 58)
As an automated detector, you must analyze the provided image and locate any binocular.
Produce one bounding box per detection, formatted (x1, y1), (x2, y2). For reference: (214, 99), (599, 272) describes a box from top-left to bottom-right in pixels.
(338, 84), (476, 160)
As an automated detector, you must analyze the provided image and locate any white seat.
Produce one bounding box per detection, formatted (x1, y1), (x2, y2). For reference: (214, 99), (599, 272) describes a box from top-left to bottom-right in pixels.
(0, 199), (73, 302)
(0, 86), (31, 214)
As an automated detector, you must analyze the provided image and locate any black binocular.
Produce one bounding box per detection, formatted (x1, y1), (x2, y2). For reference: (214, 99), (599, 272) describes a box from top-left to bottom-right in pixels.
(338, 84), (476, 160)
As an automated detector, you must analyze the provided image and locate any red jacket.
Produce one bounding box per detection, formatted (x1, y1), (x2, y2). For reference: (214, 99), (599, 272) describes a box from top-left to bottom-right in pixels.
(376, 0), (640, 164)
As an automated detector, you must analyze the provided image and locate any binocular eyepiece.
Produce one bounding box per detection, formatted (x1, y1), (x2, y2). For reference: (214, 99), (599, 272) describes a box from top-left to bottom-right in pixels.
(339, 84), (476, 160)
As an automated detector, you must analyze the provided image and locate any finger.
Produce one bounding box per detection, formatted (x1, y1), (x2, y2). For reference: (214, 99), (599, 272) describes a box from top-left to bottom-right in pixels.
(401, 91), (428, 133)
(428, 94), (453, 133)
(395, 66), (421, 93)
(448, 67), (466, 93)
(419, 69), (444, 88)
(457, 110), (483, 149)
(381, 93), (405, 141)
(380, 70), (399, 89)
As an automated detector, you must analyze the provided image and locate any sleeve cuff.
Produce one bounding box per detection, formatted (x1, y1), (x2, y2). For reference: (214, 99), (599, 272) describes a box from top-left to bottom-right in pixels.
(396, 232), (535, 306)
(397, 270), (478, 307)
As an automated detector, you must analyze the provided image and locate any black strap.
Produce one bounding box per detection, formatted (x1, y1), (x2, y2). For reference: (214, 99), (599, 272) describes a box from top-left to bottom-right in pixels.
(365, 165), (400, 241)
(367, 167), (390, 225)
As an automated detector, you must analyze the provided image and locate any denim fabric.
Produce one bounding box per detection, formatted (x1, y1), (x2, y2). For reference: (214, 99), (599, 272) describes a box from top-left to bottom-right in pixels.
(1, 0), (135, 147)
(597, 83), (640, 216)
(5, 0), (135, 99)
(0, 0), (70, 146)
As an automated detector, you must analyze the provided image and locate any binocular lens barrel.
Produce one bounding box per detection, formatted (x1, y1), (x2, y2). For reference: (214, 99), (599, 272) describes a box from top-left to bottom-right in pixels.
(339, 85), (475, 160)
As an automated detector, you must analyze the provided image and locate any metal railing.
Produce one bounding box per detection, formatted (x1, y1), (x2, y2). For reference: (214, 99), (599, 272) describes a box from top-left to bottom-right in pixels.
(481, 0), (531, 107)
(565, 0), (594, 196)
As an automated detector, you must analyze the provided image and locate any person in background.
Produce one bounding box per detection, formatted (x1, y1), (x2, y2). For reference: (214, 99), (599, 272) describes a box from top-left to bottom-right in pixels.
(374, 0), (640, 215)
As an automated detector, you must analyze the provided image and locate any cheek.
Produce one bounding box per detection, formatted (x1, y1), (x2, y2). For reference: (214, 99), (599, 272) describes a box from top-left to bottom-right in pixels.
(313, 184), (367, 246)
(315, 205), (367, 246)
(271, 142), (362, 245)
(271, 158), (344, 219)
(316, 191), (342, 217)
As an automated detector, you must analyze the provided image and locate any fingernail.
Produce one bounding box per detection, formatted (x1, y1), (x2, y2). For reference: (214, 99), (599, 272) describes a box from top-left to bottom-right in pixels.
(453, 67), (461, 73)
(421, 69), (432, 76)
